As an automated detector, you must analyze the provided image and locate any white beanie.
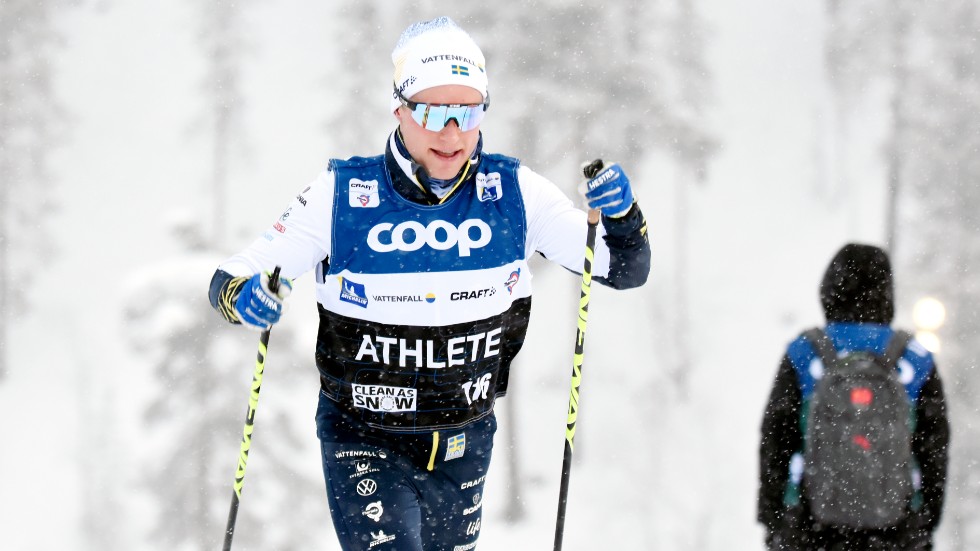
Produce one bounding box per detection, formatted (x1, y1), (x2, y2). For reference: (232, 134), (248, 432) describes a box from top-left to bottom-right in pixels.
(390, 17), (488, 112)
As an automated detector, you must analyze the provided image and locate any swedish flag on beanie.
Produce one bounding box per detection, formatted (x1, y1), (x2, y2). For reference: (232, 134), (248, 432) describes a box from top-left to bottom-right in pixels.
(390, 17), (488, 112)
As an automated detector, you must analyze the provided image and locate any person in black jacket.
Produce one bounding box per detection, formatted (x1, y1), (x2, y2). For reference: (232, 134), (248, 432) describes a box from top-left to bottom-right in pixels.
(758, 243), (949, 550)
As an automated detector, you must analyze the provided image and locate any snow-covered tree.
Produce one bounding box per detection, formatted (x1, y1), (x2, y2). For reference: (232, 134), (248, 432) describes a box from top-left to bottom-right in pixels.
(121, 223), (322, 550)
(118, 2), (327, 544)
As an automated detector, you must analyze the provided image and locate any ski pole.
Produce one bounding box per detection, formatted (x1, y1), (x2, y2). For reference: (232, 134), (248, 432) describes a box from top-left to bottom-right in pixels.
(553, 160), (604, 551)
(223, 266), (281, 551)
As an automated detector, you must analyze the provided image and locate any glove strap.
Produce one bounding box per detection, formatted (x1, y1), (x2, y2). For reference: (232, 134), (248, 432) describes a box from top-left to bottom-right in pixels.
(218, 276), (249, 324)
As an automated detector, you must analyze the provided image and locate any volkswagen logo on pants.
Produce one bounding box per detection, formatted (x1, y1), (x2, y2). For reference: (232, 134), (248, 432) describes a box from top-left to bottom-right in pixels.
(357, 478), (378, 496)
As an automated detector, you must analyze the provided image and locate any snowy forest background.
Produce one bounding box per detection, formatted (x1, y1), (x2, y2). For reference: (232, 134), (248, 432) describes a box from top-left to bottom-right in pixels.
(2, 1), (979, 549)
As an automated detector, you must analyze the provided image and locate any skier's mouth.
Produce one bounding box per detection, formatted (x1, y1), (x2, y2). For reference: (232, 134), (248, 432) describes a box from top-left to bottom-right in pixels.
(432, 149), (461, 160)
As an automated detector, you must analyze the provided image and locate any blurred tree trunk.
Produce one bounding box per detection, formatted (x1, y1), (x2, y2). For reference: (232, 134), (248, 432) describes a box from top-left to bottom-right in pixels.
(884, 2), (911, 253)
(0, 62), (8, 381)
(501, 379), (526, 521)
(328, 2), (388, 155)
(201, 0), (248, 249)
(664, 0), (715, 398)
(0, 1), (61, 381)
(673, 169), (692, 395)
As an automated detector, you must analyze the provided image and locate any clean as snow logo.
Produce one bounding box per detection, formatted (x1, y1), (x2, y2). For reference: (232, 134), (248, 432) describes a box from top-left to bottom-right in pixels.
(363, 501), (383, 522)
(352, 384), (417, 412)
(357, 479), (378, 496)
(505, 268), (521, 294)
(339, 277), (369, 308)
(445, 433), (466, 461)
(349, 178), (380, 208)
(367, 219), (491, 257)
(476, 172), (502, 202)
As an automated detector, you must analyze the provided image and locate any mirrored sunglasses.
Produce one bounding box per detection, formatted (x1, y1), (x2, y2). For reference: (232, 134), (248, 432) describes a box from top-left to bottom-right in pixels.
(395, 87), (489, 132)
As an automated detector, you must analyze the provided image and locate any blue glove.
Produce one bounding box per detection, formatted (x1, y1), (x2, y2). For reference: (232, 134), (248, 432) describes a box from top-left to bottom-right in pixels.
(234, 271), (293, 330)
(581, 163), (635, 218)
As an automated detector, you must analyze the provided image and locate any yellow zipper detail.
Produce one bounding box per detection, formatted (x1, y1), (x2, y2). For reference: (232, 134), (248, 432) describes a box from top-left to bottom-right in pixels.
(435, 160), (472, 205)
(427, 431), (440, 471)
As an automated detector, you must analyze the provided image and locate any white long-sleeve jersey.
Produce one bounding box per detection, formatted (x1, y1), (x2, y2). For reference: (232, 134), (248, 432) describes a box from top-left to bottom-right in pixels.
(214, 150), (645, 431)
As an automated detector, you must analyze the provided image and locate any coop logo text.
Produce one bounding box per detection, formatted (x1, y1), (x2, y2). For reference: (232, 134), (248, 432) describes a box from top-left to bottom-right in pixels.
(367, 219), (491, 257)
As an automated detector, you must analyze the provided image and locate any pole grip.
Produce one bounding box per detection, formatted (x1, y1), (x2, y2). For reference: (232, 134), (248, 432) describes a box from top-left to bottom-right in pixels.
(583, 158), (604, 225)
(268, 266), (281, 294)
(582, 158), (605, 179)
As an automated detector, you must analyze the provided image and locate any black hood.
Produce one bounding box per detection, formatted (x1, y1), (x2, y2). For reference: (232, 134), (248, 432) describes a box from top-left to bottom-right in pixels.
(820, 243), (894, 324)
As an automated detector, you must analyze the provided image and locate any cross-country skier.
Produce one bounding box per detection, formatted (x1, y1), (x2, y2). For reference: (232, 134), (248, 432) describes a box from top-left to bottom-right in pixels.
(209, 16), (650, 551)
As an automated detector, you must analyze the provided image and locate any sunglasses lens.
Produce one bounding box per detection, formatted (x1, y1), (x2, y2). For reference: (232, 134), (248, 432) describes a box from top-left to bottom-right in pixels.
(410, 103), (486, 132)
(456, 105), (486, 131)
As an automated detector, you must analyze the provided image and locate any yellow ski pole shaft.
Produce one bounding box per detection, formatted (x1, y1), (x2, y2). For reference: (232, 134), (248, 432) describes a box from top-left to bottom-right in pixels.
(554, 160), (604, 551)
(223, 266), (280, 550)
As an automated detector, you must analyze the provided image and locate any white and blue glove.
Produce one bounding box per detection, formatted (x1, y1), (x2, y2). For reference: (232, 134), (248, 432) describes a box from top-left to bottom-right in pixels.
(580, 162), (635, 218)
(234, 271), (293, 331)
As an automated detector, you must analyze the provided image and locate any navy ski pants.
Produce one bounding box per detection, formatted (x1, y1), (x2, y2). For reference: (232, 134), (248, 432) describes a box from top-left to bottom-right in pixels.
(315, 391), (495, 551)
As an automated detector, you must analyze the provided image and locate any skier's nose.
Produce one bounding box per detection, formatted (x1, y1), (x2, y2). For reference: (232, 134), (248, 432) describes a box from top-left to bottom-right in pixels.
(439, 118), (462, 136)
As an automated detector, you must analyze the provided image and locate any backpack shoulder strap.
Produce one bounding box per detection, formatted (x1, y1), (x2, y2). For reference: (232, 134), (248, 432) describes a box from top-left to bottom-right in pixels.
(882, 329), (913, 368)
(803, 327), (839, 369)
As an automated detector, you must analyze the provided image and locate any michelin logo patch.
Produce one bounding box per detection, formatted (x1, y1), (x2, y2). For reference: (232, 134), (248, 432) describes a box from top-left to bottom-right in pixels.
(445, 433), (466, 461)
(476, 172), (502, 202)
(340, 277), (369, 308)
(349, 178), (380, 208)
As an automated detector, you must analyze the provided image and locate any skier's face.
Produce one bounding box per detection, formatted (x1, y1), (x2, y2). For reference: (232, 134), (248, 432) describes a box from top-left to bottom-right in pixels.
(395, 84), (484, 180)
